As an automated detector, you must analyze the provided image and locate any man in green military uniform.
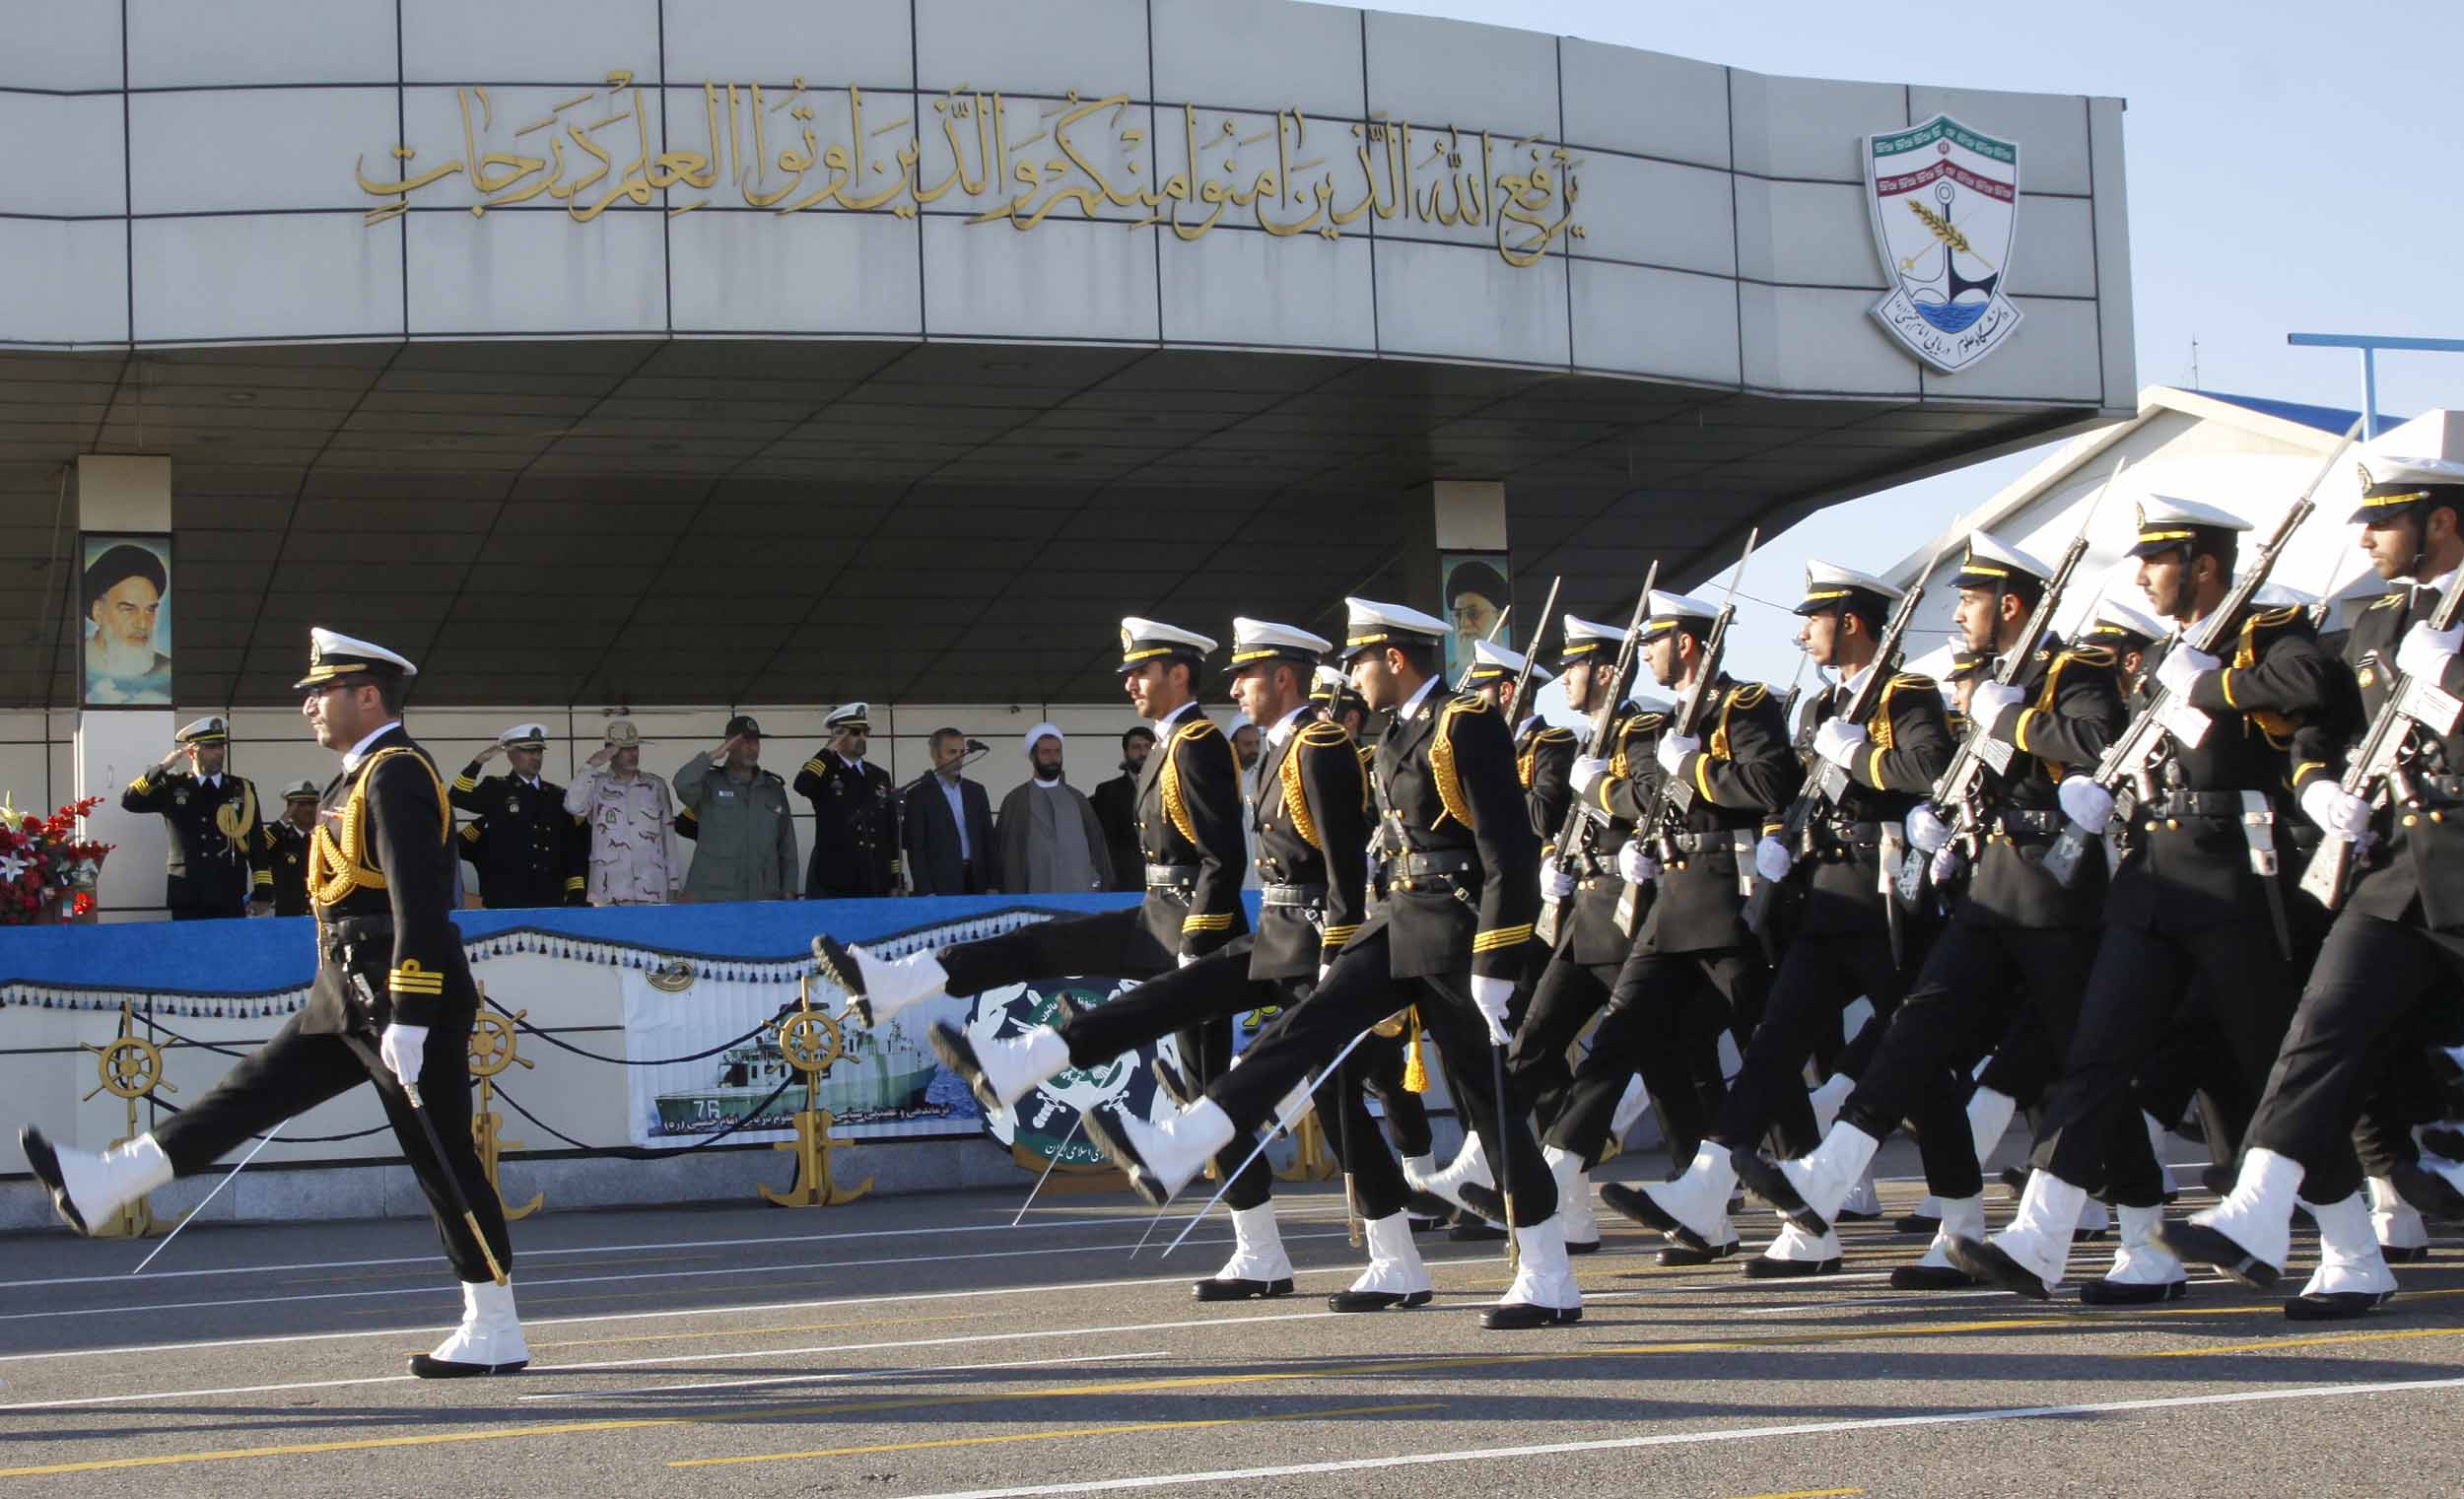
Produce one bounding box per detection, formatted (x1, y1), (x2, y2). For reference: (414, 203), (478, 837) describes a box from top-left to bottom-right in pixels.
(121, 715), (269, 920)
(675, 715), (799, 902)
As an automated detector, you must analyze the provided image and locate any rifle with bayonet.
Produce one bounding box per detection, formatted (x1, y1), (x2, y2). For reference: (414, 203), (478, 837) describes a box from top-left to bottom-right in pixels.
(2297, 575), (2464, 910)
(2041, 425), (2359, 888)
(1743, 535), (1951, 937)
(1651, 530), (1758, 862)
(1504, 578), (1562, 734)
(1534, 565), (1652, 948)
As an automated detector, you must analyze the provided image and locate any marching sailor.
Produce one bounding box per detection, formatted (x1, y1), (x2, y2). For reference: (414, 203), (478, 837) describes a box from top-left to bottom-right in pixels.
(258, 778), (322, 918)
(23, 630), (524, 1376)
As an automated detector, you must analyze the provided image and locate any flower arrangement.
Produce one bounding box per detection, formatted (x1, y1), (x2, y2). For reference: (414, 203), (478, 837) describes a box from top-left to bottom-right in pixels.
(0, 795), (112, 924)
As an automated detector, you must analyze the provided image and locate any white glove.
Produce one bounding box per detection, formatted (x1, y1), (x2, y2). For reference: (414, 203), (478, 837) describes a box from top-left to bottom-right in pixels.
(1542, 864), (1577, 903)
(1615, 839), (1658, 884)
(1754, 836), (1794, 882)
(2155, 644), (2219, 699)
(1177, 950), (1201, 969)
(1812, 717), (1868, 770)
(1469, 975), (1515, 1047)
(2300, 778), (2373, 843)
(1929, 844), (1966, 886)
(2397, 620), (2463, 682)
(1656, 732), (1700, 777)
(1570, 755), (1610, 795)
(2056, 775), (2115, 834)
(1318, 962), (1333, 987)
(1906, 803), (1951, 853)
(378, 1022), (428, 1086)
(1968, 679), (2023, 727)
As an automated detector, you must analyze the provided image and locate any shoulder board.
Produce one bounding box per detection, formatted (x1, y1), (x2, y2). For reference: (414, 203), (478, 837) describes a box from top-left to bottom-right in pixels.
(2249, 604), (2304, 631)
(1727, 683), (1768, 708)
(1449, 692), (1490, 713)
(2369, 590), (2409, 610)
(1627, 711), (1668, 730)
(760, 770), (784, 784)
(1889, 672), (1935, 690)
(1535, 725), (1577, 743)
(1173, 717), (1220, 742)
(2059, 644), (2117, 668)
(1296, 720), (1352, 749)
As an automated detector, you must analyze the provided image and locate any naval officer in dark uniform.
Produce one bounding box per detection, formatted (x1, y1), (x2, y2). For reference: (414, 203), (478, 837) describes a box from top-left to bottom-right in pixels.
(24, 629), (523, 1378)
(795, 701), (900, 898)
(257, 778), (321, 918)
(450, 723), (587, 909)
(120, 715), (269, 919)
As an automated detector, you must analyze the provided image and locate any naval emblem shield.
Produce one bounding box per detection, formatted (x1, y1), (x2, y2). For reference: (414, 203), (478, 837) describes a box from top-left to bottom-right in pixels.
(1865, 114), (2022, 372)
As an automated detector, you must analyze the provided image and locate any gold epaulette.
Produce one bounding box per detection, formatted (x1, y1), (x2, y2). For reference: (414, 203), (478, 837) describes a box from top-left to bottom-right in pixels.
(2061, 644), (2118, 668)
(308, 748), (449, 908)
(1430, 695), (1488, 830)
(1159, 716), (1221, 846)
(2369, 590), (2408, 611)
(1534, 725), (1576, 742)
(1728, 682), (1769, 709)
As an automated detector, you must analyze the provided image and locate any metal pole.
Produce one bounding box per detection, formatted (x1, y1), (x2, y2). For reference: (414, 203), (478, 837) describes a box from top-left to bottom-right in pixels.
(2362, 348), (2380, 439)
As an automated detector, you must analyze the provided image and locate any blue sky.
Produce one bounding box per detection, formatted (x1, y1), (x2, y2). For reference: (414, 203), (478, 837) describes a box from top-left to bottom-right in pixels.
(1360, 0), (2464, 688)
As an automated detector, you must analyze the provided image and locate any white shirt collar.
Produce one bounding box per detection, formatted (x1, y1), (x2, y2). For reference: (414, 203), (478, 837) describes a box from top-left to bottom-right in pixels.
(1837, 659), (1877, 700)
(1265, 704), (1309, 747)
(838, 751), (864, 771)
(197, 771), (222, 788)
(1399, 673), (1444, 721)
(342, 721), (401, 772)
(519, 774), (540, 789)
(1154, 699), (1199, 731)
(2423, 565), (2460, 601)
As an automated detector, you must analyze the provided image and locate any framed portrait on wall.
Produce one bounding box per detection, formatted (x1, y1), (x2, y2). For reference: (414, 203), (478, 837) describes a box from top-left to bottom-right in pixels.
(1440, 551), (1510, 687)
(81, 533), (173, 707)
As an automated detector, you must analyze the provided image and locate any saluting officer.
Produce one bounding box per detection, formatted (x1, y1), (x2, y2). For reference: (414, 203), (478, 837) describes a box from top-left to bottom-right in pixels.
(122, 715), (269, 920)
(23, 630), (524, 1378)
(1089, 598), (1578, 1331)
(815, 619), (1248, 1028)
(257, 779), (321, 918)
(795, 702), (900, 898)
(2171, 455), (2464, 1319)
(450, 723), (587, 909)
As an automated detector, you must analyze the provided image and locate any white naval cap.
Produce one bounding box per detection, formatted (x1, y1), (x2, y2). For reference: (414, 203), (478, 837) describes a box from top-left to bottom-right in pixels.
(1118, 617), (1217, 673)
(1463, 637), (1550, 688)
(1308, 663), (1358, 704)
(1557, 612), (1625, 663)
(499, 721), (549, 749)
(295, 627), (417, 692)
(825, 701), (870, 730)
(281, 777), (320, 799)
(2351, 453), (2464, 523)
(2085, 595), (2167, 649)
(1951, 532), (2054, 589)
(1794, 560), (1905, 616)
(1337, 596), (1450, 661)
(173, 715), (228, 744)
(1227, 617), (1333, 670)
(2129, 495), (2251, 558)
(1639, 588), (1721, 642)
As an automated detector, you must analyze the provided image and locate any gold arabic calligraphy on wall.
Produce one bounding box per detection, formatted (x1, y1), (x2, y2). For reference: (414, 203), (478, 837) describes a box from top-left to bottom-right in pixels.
(356, 71), (1584, 268)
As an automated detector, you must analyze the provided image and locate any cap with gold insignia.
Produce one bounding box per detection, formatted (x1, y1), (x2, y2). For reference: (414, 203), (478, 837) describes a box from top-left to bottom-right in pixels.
(2084, 595), (2167, 653)
(498, 722), (549, 750)
(174, 715), (228, 745)
(294, 628), (417, 693)
(2127, 495), (2250, 561)
(1227, 617), (1332, 673)
(1309, 664), (1364, 713)
(281, 778), (319, 801)
(1556, 612), (1625, 667)
(1118, 617), (1217, 675)
(825, 702), (869, 732)
(1337, 597), (1449, 662)
(1945, 646), (1994, 683)
(2349, 454), (2464, 525)
(602, 718), (641, 748)
(1951, 533), (2054, 592)
(1638, 588), (1720, 644)
(1463, 638), (1550, 689)
(1793, 560), (1904, 620)
(722, 714), (763, 739)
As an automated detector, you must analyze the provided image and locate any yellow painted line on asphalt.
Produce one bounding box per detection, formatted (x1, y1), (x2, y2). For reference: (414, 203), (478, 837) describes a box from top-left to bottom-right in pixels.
(534, 1312), (983, 1351)
(667, 1400), (1443, 1467)
(2134, 1327), (2464, 1358)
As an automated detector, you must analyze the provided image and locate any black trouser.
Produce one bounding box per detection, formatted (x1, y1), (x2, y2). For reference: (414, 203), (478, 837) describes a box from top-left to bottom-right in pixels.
(153, 1009), (511, 1284)
(1838, 920), (2100, 1202)
(1310, 1028), (1420, 1221)
(2132, 1003), (2254, 1176)
(2028, 918), (2297, 1209)
(1545, 946), (1765, 1168)
(938, 907), (1161, 998)
(1509, 952), (1622, 1133)
(1209, 925), (1557, 1226)
(2247, 912), (2464, 1203)
(1338, 1026), (1433, 1158)
(1053, 936), (1278, 1213)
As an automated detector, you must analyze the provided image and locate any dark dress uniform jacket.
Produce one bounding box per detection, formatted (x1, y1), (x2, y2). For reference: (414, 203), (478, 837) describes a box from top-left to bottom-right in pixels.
(1362, 687), (1540, 982)
(303, 726), (479, 1038)
(120, 769), (266, 917)
(449, 765), (586, 908)
(2111, 604), (2346, 931)
(1516, 719), (1578, 842)
(1557, 709), (1666, 966)
(1246, 716), (1371, 981)
(258, 820), (313, 918)
(2293, 585), (2464, 931)
(1960, 640), (2125, 928)
(1129, 708), (1251, 965)
(793, 753), (899, 897)
(1623, 674), (1799, 955)
(1789, 672), (1955, 937)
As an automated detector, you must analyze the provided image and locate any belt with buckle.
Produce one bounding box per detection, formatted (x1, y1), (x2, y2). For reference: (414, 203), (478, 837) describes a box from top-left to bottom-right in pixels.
(1261, 882), (1328, 908)
(1144, 862), (1199, 889)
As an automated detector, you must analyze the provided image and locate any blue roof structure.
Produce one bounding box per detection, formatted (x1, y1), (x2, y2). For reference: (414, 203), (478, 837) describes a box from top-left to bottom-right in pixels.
(2189, 388), (2406, 436)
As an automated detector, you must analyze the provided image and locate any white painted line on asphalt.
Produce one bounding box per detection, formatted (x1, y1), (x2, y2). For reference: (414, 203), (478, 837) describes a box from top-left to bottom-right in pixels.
(875, 1376), (2464, 1499)
(0, 1374), (414, 1410)
(524, 1345), (1186, 1400)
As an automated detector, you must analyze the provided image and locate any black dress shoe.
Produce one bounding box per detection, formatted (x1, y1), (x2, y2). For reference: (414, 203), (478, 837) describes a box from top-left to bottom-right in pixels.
(810, 935), (870, 1026)
(1449, 1210), (1507, 1243)
(1082, 1109), (1170, 1206)
(1743, 1254), (1841, 1279)
(2392, 1161), (2464, 1218)
(1567, 1237), (1602, 1256)
(1151, 1055), (1198, 1109)
(1893, 1211), (1943, 1235)
(2423, 1126), (2464, 1161)
(19, 1126), (86, 1235)
(1659, 1240), (1741, 1267)
(1836, 1204), (1883, 1223)
(1733, 1153), (1829, 1237)
(2000, 1166), (2031, 1196)
(1193, 1276), (1294, 1301)
(1403, 1189), (1457, 1222)
(2382, 1244), (2431, 1263)
(1481, 1302), (1581, 1329)
(1599, 1183), (1708, 1253)
(2072, 1226), (2110, 1244)
(1889, 1262), (1975, 1291)
(408, 1354), (526, 1379)
(927, 1022), (1002, 1115)
(2153, 1221), (2281, 1289)
(1330, 1288), (1434, 1313)
(2286, 1288), (2395, 1322)
(1459, 1184), (1507, 1222)
(2079, 1277), (2189, 1306)
(1944, 1236), (2054, 1300)
(2200, 1163), (2236, 1196)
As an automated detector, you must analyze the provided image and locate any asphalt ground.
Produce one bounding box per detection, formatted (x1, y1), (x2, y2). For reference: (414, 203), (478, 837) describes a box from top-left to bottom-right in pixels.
(0, 1141), (2458, 1498)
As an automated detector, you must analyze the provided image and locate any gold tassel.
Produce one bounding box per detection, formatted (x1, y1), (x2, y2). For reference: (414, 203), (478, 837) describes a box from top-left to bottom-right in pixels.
(1402, 1008), (1429, 1094)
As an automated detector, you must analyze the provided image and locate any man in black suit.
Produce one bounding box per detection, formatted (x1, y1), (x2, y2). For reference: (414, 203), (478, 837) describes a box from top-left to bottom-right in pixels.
(1091, 725), (1155, 892)
(902, 726), (996, 895)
